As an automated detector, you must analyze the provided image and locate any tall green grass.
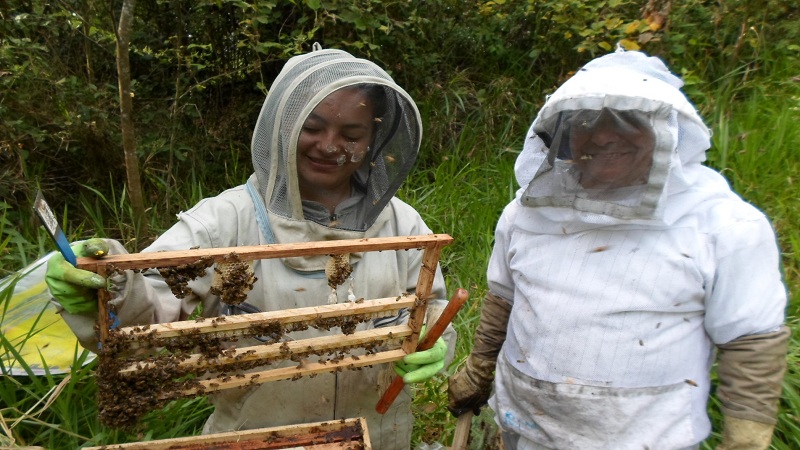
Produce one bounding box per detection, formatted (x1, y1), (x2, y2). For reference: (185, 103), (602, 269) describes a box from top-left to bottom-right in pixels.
(2, 64), (799, 450)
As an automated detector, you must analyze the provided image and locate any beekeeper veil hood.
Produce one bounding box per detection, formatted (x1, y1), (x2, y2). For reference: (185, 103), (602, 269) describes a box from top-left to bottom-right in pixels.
(515, 48), (713, 228)
(250, 45), (421, 247)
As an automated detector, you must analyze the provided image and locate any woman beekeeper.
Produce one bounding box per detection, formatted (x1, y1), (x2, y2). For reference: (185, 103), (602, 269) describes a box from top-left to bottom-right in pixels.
(47, 45), (455, 450)
(448, 49), (788, 449)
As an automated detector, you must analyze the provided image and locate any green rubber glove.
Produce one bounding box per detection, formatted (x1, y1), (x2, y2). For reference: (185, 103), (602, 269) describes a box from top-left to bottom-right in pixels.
(45, 238), (109, 314)
(394, 325), (447, 384)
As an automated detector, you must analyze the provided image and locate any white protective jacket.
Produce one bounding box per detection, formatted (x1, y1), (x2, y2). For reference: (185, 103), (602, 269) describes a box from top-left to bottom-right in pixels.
(486, 49), (787, 449)
(62, 47), (454, 450)
(64, 177), (451, 450)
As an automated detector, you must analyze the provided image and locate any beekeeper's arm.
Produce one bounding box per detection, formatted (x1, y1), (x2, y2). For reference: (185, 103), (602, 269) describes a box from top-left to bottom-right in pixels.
(447, 204), (515, 415)
(705, 213), (789, 450)
(715, 328), (789, 450)
(47, 209), (219, 350)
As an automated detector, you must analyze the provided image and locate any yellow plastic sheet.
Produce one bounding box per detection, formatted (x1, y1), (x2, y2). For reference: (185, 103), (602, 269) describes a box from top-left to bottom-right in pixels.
(1, 254), (95, 375)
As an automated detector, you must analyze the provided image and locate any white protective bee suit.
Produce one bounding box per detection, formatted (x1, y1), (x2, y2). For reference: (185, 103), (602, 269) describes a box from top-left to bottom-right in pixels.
(62, 47), (454, 450)
(486, 49), (788, 449)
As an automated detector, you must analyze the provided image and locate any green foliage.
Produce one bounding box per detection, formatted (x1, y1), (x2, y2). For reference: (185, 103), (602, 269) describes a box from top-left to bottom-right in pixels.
(0, 202), (35, 276)
(641, 0), (799, 106)
(4, 0), (793, 236)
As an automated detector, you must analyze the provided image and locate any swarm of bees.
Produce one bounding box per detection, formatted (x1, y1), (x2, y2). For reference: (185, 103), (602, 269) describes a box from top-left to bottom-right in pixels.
(96, 309), (400, 429)
(210, 252), (257, 305)
(325, 253), (352, 289)
(95, 248), (407, 430)
(157, 256), (214, 298)
(325, 253), (354, 304)
(97, 326), (201, 429)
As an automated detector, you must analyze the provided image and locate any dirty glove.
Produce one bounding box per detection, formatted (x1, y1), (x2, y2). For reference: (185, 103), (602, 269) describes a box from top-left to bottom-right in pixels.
(715, 327), (789, 450)
(448, 292), (512, 416)
(448, 354), (497, 416)
(45, 238), (109, 314)
(717, 416), (775, 450)
(394, 325), (448, 384)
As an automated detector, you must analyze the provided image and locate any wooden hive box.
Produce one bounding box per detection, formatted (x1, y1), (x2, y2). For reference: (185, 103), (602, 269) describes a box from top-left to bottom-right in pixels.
(83, 417), (371, 449)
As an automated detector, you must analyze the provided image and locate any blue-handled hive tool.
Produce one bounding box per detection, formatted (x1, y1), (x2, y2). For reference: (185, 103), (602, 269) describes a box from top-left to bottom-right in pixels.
(33, 190), (77, 266)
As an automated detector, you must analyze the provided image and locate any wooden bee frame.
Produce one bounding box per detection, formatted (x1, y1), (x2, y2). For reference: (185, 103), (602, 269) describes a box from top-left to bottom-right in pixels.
(83, 417), (371, 449)
(77, 235), (452, 428)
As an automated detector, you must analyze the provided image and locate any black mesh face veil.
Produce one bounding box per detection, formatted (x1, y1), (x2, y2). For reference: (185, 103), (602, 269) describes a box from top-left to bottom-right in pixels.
(536, 109), (652, 158)
(524, 103), (674, 220)
(250, 49), (421, 232)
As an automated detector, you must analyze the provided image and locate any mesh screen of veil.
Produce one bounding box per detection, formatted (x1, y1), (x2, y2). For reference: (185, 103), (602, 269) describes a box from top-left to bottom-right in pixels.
(251, 52), (420, 232)
(523, 107), (673, 219)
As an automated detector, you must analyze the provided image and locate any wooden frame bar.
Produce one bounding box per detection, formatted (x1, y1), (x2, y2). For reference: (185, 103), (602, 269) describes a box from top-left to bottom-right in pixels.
(83, 417), (371, 449)
(77, 234), (452, 272)
(120, 325), (412, 374)
(116, 295), (417, 347)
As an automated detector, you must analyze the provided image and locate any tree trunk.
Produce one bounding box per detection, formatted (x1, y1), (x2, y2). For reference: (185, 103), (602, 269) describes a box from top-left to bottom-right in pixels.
(83, 1), (94, 83)
(115, 0), (148, 247)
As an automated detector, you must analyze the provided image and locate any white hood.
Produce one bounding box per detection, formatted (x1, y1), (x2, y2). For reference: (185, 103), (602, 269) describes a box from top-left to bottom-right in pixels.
(250, 46), (422, 237)
(514, 48), (733, 232)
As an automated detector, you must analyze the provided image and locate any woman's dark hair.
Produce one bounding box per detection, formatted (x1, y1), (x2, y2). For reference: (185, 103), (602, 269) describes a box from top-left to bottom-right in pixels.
(355, 83), (389, 123)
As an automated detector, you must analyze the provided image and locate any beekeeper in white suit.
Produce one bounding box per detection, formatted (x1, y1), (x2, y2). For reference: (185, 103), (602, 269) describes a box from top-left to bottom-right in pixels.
(46, 45), (455, 450)
(448, 49), (788, 450)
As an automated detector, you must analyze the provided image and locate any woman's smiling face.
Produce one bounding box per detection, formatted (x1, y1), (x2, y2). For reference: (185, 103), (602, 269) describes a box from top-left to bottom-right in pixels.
(569, 110), (656, 189)
(296, 87), (375, 210)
